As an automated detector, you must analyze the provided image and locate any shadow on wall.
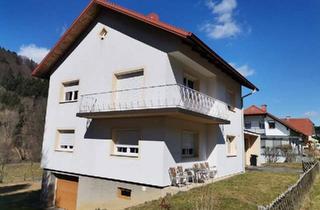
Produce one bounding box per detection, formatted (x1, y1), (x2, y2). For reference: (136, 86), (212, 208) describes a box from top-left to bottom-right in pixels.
(164, 123), (225, 164)
(83, 118), (166, 141)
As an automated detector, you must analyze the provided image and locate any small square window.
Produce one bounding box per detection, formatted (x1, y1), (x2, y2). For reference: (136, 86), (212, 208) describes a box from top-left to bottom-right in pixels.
(268, 121), (275, 129)
(61, 80), (79, 103)
(118, 187), (131, 199)
(56, 130), (75, 152)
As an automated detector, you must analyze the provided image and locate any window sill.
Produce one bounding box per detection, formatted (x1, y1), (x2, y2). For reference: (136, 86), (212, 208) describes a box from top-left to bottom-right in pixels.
(59, 100), (78, 104)
(226, 154), (237, 157)
(55, 149), (74, 153)
(110, 154), (139, 158)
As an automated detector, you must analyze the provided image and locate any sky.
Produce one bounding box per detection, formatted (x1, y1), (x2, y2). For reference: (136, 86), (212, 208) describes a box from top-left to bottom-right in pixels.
(0, 0), (319, 125)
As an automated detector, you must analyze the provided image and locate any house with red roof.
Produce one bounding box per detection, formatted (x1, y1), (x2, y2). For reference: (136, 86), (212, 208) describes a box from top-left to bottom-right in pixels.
(244, 105), (307, 163)
(34, 0), (258, 209)
(282, 118), (315, 139)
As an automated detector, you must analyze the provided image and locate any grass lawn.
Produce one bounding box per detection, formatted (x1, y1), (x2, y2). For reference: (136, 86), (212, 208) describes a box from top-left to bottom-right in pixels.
(1, 162), (42, 184)
(0, 163), (43, 210)
(128, 171), (299, 210)
(301, 174), (320, 210)
(262, 162), (302, 169)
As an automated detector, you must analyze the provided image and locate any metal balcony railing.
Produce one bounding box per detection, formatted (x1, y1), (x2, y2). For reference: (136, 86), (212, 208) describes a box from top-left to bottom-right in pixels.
(78, 84), (229, 120)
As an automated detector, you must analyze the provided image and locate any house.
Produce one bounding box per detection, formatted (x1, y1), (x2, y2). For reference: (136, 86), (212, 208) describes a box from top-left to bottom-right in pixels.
(33, 1), (258, 209)
(282, 118), (315, 140)
(244, 105), (307, 163)
(282, 118), (317, 146)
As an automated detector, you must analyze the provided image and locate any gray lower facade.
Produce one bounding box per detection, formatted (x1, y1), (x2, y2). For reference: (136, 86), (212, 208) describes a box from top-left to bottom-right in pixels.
(41, 169), (165, 210)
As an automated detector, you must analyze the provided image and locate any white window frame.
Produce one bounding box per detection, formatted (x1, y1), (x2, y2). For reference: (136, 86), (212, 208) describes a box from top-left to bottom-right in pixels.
(61, 80), (79, 103)
(183, 73), (199, 90)
(181, 130), (198, 158)
(226, 135), (237, 157)
(112, 129), (140, 157)
(56, 129), (75, 152)
(268, 121), (276, 129)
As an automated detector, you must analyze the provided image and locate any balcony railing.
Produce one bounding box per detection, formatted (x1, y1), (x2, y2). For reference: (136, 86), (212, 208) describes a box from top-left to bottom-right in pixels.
(78, 84), (229, 121)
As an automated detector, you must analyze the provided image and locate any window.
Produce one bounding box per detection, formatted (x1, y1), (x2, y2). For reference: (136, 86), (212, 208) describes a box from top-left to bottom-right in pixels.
(259, 121), (265, 129)
(244, 121), (251, 129)
(113, 129), (140, 157)
(183, 74), (198, 90)
(268, 121), (275, 129)
(56, 130), (75, 152)
(226, 90), (236, 111)
(61, 80), (79, 103)
(117, 187), (132, 199)
(181, 131), (198, 158)
(226, 135), (237, 156)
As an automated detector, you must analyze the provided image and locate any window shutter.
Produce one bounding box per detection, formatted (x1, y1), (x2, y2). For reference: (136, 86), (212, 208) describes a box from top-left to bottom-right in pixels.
(59, 131), (75, 146)
(116, 130), (139, 145)
(182, 132), (194, 149)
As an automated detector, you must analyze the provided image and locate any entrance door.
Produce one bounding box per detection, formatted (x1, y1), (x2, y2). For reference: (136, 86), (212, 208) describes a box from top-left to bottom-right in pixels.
(55, 176), (79, 210)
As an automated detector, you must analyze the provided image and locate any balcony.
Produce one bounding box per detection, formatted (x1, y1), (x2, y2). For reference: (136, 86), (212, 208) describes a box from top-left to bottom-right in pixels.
(77, 84), (230, 124)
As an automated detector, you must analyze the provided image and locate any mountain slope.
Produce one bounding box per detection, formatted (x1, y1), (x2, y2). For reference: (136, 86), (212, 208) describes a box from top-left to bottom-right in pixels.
(0, 47), (48, 164)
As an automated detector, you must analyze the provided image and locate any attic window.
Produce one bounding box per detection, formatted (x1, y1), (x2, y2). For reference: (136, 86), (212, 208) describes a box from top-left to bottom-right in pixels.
(99, 28), (108, 40)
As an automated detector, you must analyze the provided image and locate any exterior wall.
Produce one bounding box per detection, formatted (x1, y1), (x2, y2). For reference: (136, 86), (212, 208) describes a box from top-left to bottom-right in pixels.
(42, 9), (245, 189)
(77, 175), (162, 210)
(244, 133), (261, 166)
(244, 115), (265, 134)
(264, 116), (290, 136)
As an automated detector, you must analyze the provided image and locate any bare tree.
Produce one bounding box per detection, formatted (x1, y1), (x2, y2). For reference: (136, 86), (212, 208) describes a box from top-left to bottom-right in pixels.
(263, 147), (281, 163)
(0, 109), (16, 182)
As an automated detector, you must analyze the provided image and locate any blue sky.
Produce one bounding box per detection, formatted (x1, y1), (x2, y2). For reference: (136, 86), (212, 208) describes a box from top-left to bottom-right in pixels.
(1, 0), (319, 125)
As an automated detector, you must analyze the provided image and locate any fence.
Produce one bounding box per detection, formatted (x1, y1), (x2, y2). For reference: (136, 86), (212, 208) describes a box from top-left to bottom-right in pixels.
(258, 161), (320, 210)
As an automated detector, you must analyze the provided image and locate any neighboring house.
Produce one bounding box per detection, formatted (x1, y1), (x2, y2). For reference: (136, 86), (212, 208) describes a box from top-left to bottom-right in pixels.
(33, 1), (257, 210)
(244, 105), (307, 163)
(282, 118), (316, 142)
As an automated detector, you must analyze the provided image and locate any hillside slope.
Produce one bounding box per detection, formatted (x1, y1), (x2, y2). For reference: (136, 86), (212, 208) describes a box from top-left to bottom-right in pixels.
(0, 47), (48, 164)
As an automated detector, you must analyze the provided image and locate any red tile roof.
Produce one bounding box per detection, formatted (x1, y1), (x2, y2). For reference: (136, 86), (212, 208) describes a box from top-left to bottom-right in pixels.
(244, 105), (266, 115)
(282, 118), (315, 136)
(32, 0), (258, 91)
(244, 105), (306, 137)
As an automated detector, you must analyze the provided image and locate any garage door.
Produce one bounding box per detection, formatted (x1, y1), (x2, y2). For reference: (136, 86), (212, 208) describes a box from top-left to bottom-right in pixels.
(55, 175), (79, 210)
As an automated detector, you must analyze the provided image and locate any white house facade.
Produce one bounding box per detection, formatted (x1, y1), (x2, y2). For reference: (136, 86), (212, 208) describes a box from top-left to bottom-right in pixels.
(244, 105), (306, 164)
(34, 1), (258, 210)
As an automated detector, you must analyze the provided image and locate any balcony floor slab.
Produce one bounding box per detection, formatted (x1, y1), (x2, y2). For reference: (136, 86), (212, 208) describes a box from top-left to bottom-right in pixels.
(76, 107), (230, 124)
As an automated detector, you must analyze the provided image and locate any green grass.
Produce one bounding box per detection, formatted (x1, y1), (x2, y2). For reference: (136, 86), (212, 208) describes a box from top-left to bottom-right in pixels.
(128, 171), (299, 210)
(301, 174), (320, 210)
(1, 162), (42, 184)
(262, 162), (302, 169)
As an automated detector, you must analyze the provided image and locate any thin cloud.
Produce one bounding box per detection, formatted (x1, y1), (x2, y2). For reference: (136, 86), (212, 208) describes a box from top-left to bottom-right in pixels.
(201, 0), (241, 39)
(230, 63), (255, 77)
(18, 44), (49, 63)
(304, 111), (319, 118)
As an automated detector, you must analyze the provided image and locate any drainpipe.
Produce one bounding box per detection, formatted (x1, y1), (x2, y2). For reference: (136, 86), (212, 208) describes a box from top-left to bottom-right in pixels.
(241, 88), (258, 170)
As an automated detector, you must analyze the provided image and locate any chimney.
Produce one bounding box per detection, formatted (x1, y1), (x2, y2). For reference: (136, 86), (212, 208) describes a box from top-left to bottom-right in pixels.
(261, 104), (267, 112)
(147, 13), (160, 21)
